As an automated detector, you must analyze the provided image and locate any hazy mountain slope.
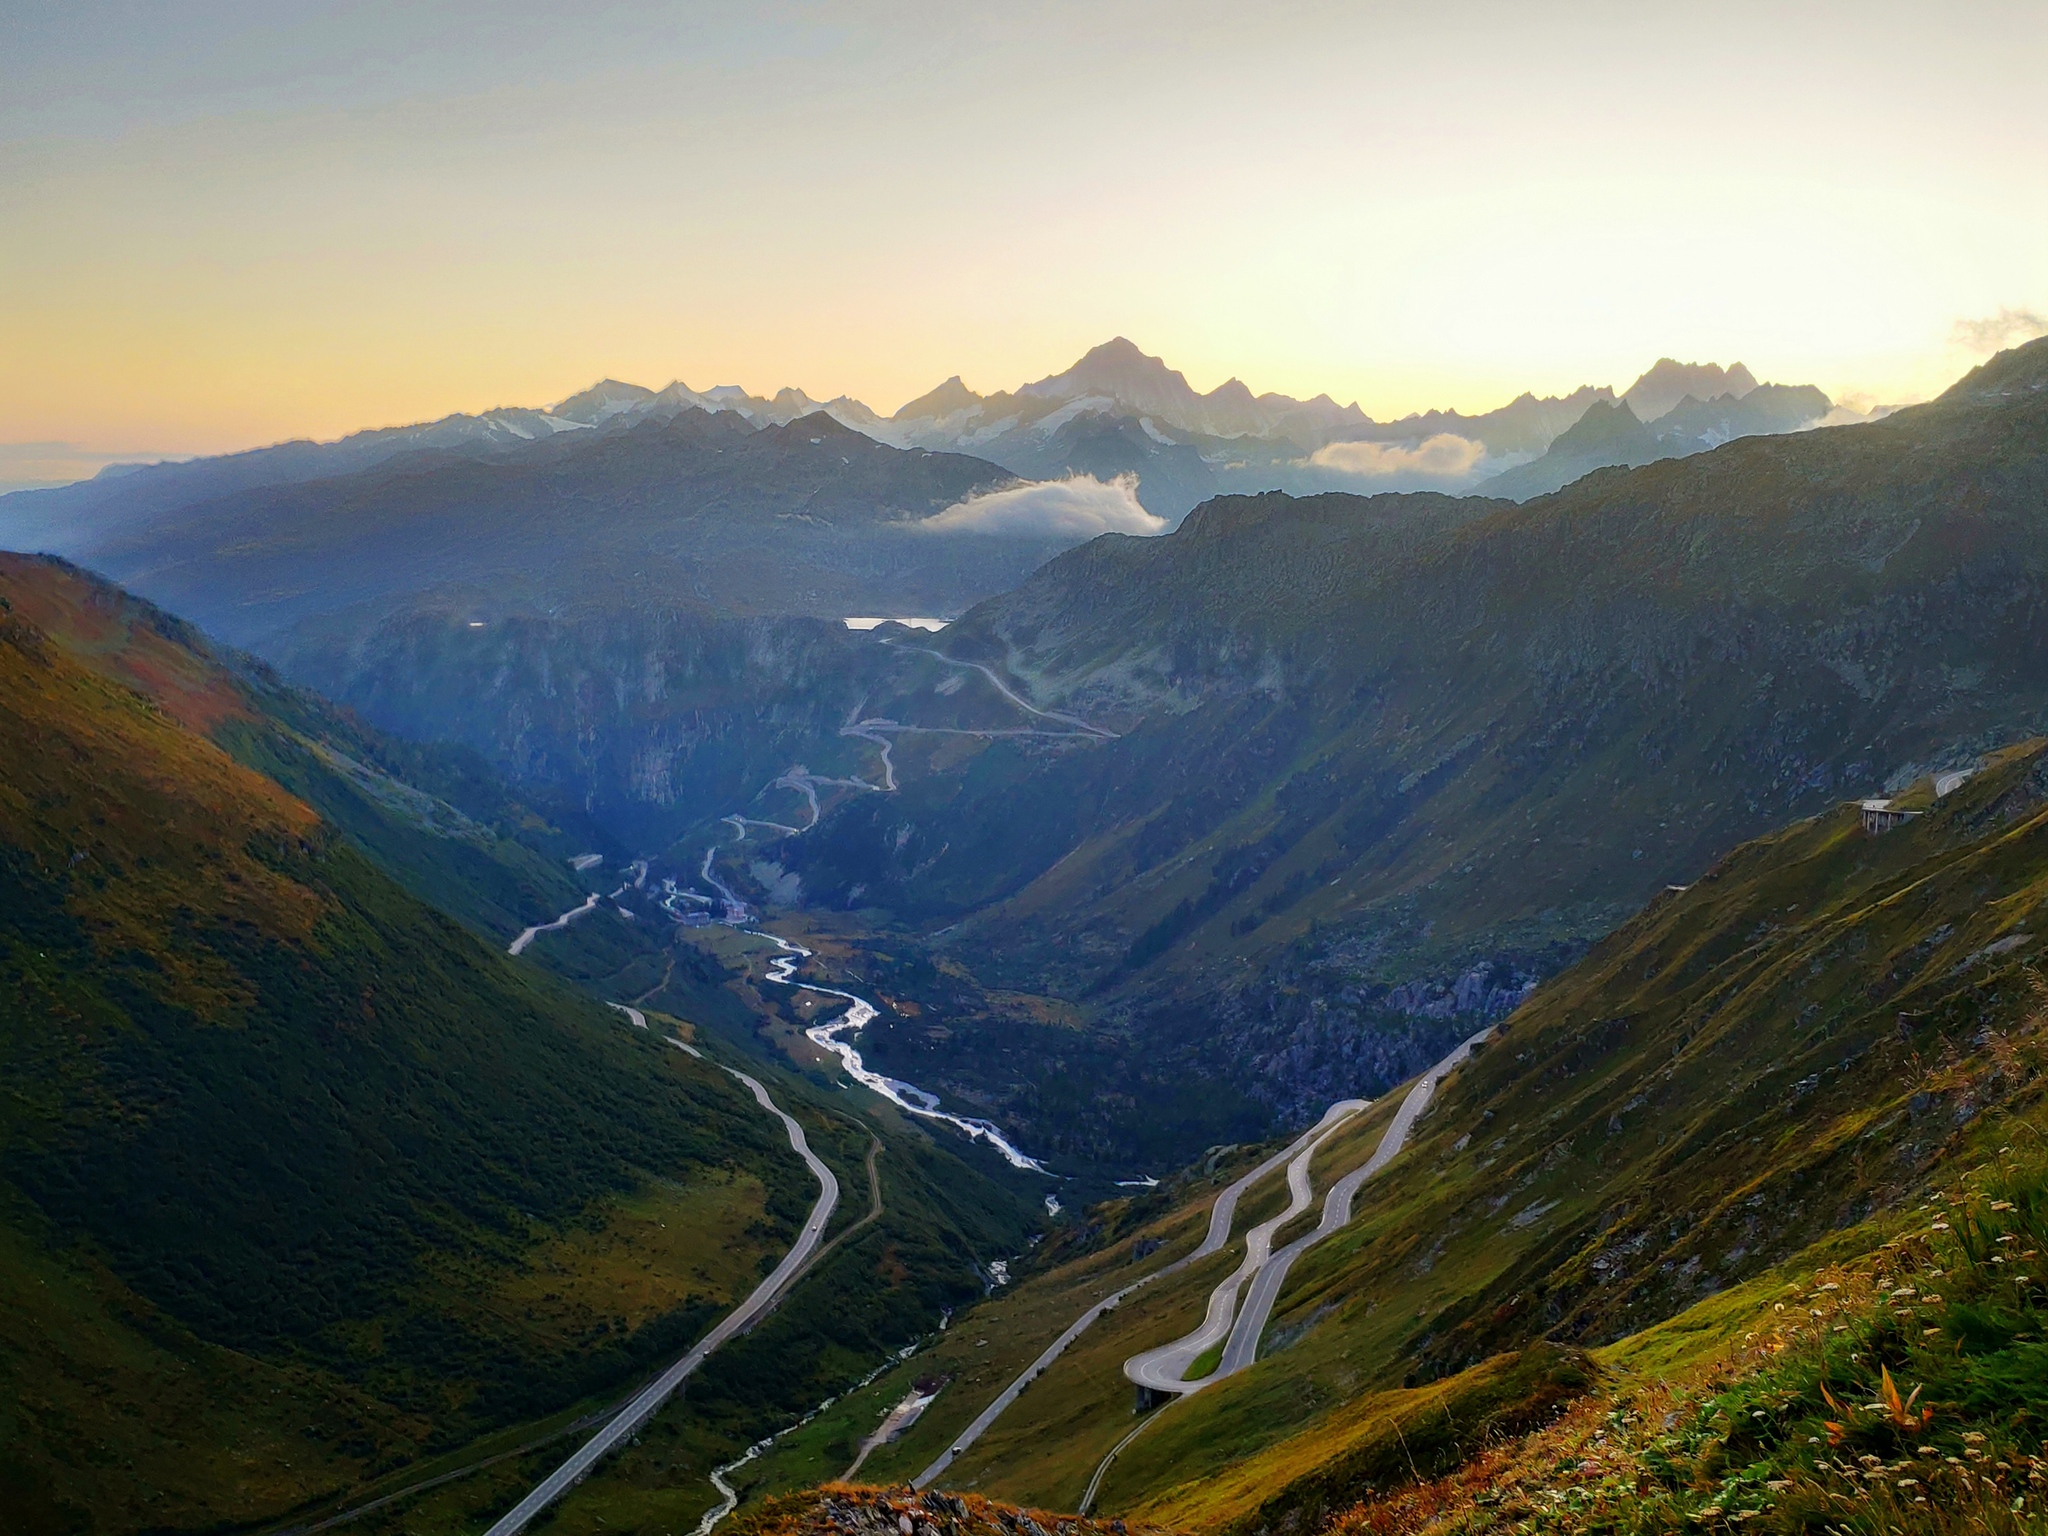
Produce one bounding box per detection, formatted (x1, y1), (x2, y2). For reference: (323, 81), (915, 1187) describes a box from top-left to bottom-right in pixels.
(1648, 381), (1831, 451)
(1477, 399), (1661, 498)
(1480, 381), (1833, 500)
(0, 553), (607, 941)
(0, 404), (589, 557)
(986, 408), (1224, 517)
(280, 601), (894, 852)
(1621, 357), (1759, 419)
(758, 340), (2048, 1157)
(58, 410), (1047, 648)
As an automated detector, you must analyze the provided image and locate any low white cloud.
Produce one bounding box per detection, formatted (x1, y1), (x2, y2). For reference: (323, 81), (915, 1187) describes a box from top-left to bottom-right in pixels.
(1806, 400), (1897, 429)
(919, 473), (1166, 537)
(1307, 433), (1488, 483)
(1952, 307), (2048, 354)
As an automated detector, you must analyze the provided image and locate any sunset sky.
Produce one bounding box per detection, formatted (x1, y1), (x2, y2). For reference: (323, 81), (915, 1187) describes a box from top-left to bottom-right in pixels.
(5, 0), (2046, 484)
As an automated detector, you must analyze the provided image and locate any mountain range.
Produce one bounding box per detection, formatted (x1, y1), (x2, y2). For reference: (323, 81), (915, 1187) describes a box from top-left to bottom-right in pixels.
(6, 335), (2040, 1536)
(259, 336), (2048, 1178)
(1, 343), (1840, 590)
(533, 340), (1839, 514)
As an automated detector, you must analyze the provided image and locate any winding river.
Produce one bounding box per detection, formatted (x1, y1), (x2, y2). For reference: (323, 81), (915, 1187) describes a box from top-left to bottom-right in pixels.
(699, 667), (1071, 1174)
(752, 930), (1048, 1173)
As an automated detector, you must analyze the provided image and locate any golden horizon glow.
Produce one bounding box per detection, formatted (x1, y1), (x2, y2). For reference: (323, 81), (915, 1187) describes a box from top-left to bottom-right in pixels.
(4, 1), (2045, 476)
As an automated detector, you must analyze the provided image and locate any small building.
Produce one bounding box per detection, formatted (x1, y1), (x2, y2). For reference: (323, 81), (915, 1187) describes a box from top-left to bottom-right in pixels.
(1859, 798), (1920, 834)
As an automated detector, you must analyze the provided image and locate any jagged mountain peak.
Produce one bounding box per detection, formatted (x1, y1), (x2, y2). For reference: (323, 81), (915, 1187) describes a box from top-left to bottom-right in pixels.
(894, 374), (984, 420)
(550, 378), (658, 424)
(1549, 396), (1652, 450)
(1019, 336), (1198, 408)
(765, 409), (868, 442)
(1623, 358), (1758, 420)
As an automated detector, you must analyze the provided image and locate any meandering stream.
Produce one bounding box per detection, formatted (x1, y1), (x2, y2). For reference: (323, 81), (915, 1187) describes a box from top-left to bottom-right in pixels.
(753, 930), (1048, 1173)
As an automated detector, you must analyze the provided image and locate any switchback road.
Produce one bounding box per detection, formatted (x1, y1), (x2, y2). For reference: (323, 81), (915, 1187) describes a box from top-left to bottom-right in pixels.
(1077, 1028), (1495, 1513)
(910, 1100), (1365, 1488)
(1213, 1026), (1493, 1378)
(1122, 1100), (1365, 1395)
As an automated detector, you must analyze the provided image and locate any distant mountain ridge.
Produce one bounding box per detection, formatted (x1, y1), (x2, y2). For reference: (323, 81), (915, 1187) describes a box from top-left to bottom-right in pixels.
(1479, 378), (1837, 500)
(1621, 356), (1759, 418)
(1, 342), (1839, 547)
(553, 341), (1833, 512)
(0, 406), (1077, 649)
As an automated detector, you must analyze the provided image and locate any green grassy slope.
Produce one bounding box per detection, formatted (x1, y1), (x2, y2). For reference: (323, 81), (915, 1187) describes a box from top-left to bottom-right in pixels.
(0, 561), (822, 1534)
(892, 743), (2048, 1523)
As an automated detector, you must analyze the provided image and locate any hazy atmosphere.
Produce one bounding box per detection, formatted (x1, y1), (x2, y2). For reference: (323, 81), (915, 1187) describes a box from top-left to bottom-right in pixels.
(8, 8), (2048, 1536)
(5, 0), (2046, 483)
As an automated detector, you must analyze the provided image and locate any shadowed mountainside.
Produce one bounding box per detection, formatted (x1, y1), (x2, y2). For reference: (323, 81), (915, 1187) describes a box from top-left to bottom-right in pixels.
(1, 409), (1062, 648)
(764, 339), (2048, 1154)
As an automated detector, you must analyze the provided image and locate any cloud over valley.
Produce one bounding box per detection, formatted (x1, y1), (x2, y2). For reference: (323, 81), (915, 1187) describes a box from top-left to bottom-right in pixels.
(1305, 433), (1491, 485)
(918, 473), (1167, 537)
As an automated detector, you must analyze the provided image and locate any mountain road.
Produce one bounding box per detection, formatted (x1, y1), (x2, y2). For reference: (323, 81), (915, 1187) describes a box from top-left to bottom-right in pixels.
(480, 1058), (839, 1536)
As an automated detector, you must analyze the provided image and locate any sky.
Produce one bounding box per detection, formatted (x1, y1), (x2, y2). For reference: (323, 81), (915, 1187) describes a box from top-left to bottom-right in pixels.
(3, 0), (2046, 484)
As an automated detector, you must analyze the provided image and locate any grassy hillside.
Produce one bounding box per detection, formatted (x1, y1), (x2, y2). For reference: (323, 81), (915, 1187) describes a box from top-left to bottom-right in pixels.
(0, 559), (840, 1533)
(0, 551), (608, 941)
(835, 742), (2048, 1530)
